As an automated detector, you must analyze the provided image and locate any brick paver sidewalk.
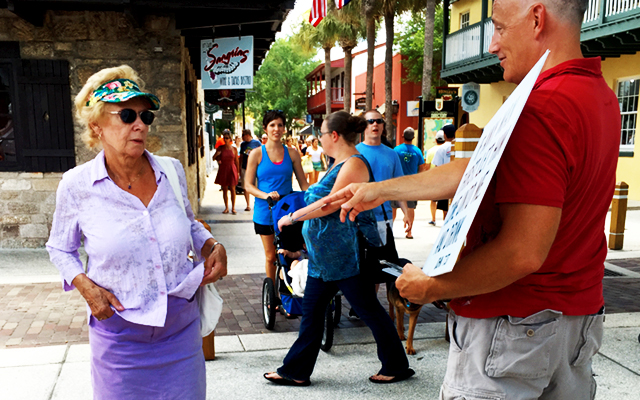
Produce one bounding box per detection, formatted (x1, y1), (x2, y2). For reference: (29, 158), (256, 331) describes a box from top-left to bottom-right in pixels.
(2, 258), (640, 349)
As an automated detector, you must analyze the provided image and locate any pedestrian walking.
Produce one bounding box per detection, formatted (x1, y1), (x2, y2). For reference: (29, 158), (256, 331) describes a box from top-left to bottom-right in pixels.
(212, 130), (239, 214)
(430, 124), (456, 223)
(264, 111), (413, 386)
(425, 130), (446, 225)
(306, 136), (325, 185)
(46, 65), (227, 400)
(244, 110), (309, 283)
(326, 1), (620, 398)
(239, 129), (261, 211)
(391, 127), (426, 239)
(357, 110), (411, 243)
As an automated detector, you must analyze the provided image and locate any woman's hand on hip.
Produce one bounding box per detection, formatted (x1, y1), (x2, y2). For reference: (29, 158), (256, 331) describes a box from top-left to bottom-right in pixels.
(73, 274), (125, 321)
(202, 243), (227, 285)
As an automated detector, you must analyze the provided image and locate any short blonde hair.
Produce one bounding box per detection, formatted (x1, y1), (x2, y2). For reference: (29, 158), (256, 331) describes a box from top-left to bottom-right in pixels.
(74, 65), (146, 149)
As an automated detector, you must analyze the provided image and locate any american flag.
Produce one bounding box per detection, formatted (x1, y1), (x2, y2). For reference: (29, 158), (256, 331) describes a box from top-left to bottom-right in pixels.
(335, 0), (351, 9)
(309, 0), (326, 27)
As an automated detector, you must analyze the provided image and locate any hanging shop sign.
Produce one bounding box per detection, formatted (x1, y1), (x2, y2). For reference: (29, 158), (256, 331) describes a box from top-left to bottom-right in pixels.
(436, 87), (458, 100)
(407, 100), (419, 117)
(355, 97), (367, 110)
(461, 82), (480, 113)
(201, 36), (254, 90)
(221, 109), (235, 121)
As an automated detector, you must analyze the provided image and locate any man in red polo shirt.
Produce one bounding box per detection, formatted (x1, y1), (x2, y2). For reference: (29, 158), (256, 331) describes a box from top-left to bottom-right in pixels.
(324, 0), (620, 397)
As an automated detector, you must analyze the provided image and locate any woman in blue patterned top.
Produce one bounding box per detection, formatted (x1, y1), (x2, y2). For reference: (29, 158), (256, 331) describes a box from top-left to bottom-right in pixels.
(263, 111), (413, 386)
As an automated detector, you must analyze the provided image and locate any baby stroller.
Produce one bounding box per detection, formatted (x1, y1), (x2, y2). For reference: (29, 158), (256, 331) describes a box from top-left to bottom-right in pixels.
(262, 192), (342, 352)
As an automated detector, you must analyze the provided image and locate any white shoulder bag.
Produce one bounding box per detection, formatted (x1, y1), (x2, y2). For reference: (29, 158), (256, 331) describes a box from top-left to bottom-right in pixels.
(154, 155), (223, 337)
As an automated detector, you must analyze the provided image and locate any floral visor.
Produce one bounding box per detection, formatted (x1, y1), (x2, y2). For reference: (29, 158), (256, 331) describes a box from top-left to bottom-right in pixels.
(86, 79), (160, 110)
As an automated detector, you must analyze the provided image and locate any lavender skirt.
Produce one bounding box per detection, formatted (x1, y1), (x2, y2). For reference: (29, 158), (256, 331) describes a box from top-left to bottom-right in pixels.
(88, 296), (205, 400)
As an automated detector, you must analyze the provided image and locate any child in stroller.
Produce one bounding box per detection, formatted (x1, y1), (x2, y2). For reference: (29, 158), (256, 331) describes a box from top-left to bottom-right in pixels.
(262, 192), (341, 351)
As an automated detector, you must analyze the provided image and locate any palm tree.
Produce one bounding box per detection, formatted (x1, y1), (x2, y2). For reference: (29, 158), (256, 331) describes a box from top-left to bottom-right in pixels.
(382, 0), (422, 144)
(294, 9), (340, 117)
(422, 0), (437, 100)
(362, 0), (380, 111)
(334, 1), (366, 112)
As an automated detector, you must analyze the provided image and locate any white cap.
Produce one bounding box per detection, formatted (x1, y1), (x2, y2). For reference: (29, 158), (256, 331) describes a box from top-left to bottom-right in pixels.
(435, 130), (445, 141)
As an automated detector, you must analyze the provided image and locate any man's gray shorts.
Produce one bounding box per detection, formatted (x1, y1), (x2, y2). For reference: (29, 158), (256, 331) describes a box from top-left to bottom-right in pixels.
(440, 307), (604, 400)
(390, 200), (417, 209)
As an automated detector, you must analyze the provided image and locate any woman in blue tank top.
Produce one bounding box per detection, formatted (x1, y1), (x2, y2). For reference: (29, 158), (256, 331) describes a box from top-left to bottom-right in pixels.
(263, 111), (413, 386)
(244, 110), (308, 283)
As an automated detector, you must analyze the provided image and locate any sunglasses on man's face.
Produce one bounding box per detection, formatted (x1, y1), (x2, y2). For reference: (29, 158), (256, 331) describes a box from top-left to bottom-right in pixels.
(109, 109), (155, 125)
(366, 118), (384, 125)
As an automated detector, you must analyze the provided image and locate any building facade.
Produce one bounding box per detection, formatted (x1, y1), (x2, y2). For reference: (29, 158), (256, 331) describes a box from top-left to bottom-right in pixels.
(0, 1), (290, 248)
(441, 0), (640, 199)
(305, 45), (422, 146)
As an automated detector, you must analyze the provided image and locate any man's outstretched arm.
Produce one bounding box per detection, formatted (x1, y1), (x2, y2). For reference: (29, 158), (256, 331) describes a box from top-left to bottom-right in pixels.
(324, 158), (470, 222)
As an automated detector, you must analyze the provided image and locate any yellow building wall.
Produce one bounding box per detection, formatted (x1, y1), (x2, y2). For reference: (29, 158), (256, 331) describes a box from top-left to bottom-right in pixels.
(467, 81), (517, 128)
(450, 0), (485, 33)
(601, 53), (640, 200)
(460, 53), (640, 200)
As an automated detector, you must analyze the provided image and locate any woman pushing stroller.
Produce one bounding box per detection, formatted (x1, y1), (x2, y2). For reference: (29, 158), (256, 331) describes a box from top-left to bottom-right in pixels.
(263, 111), (414, 386)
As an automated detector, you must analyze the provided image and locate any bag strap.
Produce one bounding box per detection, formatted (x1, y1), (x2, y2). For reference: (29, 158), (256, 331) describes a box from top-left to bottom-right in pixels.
(152, 154), (199, 262)
(354, 154), (391, 223)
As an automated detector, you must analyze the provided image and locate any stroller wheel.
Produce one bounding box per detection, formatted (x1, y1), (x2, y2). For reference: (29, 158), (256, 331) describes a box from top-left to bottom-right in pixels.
(332, 295), (341, 326)
(320, 302), (335, 352)
(262, 278), (277, 330)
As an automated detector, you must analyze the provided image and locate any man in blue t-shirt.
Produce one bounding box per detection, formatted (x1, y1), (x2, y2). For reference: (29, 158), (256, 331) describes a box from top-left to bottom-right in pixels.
(356, 110), (411, 244)
(239, 129), (261, 211)
(391, 127), (426, 239)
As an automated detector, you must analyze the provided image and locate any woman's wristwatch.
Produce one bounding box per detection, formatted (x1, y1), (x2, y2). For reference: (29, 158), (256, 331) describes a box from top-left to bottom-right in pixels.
(287, 212), (295, 224)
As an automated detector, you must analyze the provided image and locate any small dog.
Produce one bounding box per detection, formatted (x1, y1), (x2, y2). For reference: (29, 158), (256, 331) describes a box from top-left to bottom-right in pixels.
(387, 281), (424, 355)
(196, 219), (212, 233)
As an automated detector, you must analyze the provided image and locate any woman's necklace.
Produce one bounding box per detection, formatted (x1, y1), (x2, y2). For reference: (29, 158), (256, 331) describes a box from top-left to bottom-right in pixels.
(107, 162), (147, 190)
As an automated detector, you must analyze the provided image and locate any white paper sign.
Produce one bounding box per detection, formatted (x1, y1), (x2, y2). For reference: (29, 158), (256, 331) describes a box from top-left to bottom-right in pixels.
(201, 36), (254, 90)
(423, 50), (550, 277)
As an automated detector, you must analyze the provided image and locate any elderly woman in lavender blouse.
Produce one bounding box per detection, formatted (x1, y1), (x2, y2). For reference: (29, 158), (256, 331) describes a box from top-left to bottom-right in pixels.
(45, 65), (227, 400)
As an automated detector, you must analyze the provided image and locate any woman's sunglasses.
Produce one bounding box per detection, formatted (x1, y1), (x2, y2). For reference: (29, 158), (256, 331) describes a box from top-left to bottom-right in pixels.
(366, 118), (384, 125)
(109, 109), (155, 125)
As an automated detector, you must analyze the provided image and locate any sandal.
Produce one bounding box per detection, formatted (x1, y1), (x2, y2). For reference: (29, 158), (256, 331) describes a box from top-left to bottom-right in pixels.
(264, 373), (310, 387)
(368, 368), (415, 384)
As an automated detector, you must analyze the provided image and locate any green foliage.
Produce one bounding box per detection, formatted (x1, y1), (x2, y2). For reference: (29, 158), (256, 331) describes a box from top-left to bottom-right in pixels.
(398, 5), (447, 94)
(246, 38), (316, 135)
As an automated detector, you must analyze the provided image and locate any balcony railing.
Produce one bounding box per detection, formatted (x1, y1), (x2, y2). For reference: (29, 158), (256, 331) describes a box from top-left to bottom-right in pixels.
(444, 0), (640, 69)
(307, 87), (344, 112)
(584, 0), (640, 24)
(445, 23), (482, 66)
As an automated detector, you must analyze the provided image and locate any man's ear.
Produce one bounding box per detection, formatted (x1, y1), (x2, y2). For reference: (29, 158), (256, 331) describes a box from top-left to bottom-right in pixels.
(531, 3), (546, 39)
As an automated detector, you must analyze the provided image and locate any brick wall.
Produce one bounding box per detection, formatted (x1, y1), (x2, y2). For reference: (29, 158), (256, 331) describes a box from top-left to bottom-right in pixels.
(0, 9), (206, 248)
(0, 172), (60, 247)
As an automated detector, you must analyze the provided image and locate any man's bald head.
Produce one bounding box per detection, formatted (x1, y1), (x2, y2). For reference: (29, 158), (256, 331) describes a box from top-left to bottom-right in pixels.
(540, 0), (588, 26)
(502, 0), (588, 26)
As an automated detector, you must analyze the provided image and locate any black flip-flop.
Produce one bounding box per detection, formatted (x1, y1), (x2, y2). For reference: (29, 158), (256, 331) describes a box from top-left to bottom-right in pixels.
(264, 373), (311, 387)
(368, 368), (415, 384)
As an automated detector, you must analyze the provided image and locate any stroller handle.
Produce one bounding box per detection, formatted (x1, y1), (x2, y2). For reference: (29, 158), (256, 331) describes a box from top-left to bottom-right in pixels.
(266, 196), (275, 208)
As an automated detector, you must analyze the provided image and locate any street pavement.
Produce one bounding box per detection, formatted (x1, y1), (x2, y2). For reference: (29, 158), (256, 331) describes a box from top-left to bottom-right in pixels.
(1, 170), (640, 399)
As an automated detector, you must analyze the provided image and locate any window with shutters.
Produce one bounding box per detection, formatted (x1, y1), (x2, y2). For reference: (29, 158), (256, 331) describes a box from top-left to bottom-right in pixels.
(460, 11), (470, 29)
(0, 57), (76, 172)
(0, 64), (16, 166)
(617, 77), (638, 155)
(185, 72), (198, 166)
